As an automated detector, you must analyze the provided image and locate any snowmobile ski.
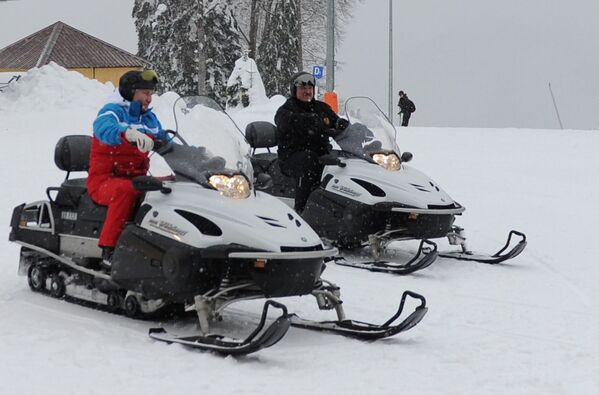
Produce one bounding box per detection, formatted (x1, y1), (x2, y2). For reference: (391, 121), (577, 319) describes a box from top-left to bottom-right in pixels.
(439, 230), (527, 264)
(290, 291), (427, 340)
(149, 301), (291, 355)
(333, 239), (438, 275)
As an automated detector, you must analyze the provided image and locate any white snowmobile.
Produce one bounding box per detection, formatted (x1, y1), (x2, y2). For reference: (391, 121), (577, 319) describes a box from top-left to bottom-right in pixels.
(8, 96), (427, 355)
(246, 96), (527, 274)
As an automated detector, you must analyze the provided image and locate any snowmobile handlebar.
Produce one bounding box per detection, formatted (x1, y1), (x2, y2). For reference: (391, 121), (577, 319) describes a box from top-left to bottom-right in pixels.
(319, 154), (346, 168)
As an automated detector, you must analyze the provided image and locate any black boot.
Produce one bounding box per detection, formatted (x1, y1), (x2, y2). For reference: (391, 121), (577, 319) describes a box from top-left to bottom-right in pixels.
(101, 247), (114, 272)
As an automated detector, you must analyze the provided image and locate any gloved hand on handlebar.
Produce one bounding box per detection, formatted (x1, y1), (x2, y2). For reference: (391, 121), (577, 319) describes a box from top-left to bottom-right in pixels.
(335, 118), (350, 131)
(327, 118), (350, 138)
(124, 128), (154, 153)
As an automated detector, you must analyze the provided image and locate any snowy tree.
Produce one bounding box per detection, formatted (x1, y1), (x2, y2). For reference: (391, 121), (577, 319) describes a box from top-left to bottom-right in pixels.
(257, 0), (302, 97)
(133, 1), (179, 91)
(232, 0), (360, 73)
(204, 1), (243, 103)
(133, 0), (242, 104)
(300, 0), (359, 67)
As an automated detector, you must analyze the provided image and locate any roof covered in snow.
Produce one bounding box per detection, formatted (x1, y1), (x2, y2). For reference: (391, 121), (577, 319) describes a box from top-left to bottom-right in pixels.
(0, 21), (149, 69)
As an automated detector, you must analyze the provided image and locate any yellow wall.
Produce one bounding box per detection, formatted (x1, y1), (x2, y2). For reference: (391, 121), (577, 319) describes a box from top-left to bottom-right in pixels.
(1, 67), (143, 86)
(71, 67), (143, 86)
(95, 67), (143, 86)
(70, 68), (94, 79)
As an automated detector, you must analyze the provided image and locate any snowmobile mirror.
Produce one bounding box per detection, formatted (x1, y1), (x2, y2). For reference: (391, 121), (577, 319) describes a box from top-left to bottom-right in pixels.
(132, 176), (169, 193)
(255, 173), (273, 190)
(401, 152), (413, 163)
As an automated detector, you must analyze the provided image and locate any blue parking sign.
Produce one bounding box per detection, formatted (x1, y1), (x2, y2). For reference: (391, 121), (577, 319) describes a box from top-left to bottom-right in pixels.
(313, 66), (324, 80)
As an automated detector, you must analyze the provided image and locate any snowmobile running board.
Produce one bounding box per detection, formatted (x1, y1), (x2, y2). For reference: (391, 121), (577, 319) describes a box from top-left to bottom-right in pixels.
(333, 239), (438, 275)
(290, 291), (427, 340)
(439, 230), (527, 264)
(148, 300), (291, 355)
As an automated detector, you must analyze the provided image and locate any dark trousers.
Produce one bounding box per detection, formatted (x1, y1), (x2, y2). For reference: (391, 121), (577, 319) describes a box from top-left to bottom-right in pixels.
(279, 150), (324, 213)
(401, 112), (412, 127)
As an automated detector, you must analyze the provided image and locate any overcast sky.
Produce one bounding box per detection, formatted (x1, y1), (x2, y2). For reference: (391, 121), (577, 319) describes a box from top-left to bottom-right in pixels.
(1, 0), (598, 129)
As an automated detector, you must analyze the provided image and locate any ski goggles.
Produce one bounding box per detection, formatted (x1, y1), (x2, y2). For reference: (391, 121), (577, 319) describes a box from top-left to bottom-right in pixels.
(293, 74), (315, 87)
(140, 69), (159, 83)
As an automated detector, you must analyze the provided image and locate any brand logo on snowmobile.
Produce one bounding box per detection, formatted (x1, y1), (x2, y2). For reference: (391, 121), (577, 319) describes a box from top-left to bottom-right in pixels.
(331, 184), (361, 197)
(61, 211), (77, 221)
(148, 219), (188, 237)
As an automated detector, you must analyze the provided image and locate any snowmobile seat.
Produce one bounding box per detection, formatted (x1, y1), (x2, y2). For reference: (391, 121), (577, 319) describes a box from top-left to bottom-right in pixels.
(245, 121), (278, 150)
(245, 121), (279, 172)
(51, 135), (92, 207)
(54, 178), (88, 207)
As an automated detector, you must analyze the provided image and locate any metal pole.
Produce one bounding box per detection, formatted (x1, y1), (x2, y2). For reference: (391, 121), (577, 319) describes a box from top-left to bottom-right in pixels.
(548, 82), (563, 129)
(388, 0), (393, 123)
(326, 0), (335, 92)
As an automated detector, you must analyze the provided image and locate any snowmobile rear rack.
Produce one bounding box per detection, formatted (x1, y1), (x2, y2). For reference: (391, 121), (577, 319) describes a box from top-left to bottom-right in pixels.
(290, 290), (427, 340)
(439, 230), (527, 264)
(148, 300), (291, 355)
(333, 239), (438, 275)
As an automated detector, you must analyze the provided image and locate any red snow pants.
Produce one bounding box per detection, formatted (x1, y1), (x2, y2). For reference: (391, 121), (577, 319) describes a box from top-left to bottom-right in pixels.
(89, 178), (143, 248)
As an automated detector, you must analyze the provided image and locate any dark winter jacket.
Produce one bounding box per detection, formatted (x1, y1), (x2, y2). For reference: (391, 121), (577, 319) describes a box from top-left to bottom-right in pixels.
(398, 96), (416, 114)
(87, 94), (167, 196)
(275, 97), (340, 161)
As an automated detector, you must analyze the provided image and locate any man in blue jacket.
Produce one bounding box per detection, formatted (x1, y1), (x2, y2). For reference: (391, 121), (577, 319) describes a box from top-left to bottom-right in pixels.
(88, 70), (169, 269)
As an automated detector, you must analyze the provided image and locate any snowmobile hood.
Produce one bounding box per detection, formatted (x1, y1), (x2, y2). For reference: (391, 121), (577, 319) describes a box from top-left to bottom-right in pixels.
(140, 182), (325, 252)
(322, 159), (461, 211)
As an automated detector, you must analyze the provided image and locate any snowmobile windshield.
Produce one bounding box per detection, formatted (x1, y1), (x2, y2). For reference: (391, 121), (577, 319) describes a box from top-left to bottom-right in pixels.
(163, 95), (253, 189)
(338, 97), (400, 159)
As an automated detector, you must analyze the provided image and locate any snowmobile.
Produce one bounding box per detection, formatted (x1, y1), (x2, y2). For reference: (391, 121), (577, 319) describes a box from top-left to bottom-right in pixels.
(8, 96), (428, 355)
(246, 96), (527, 275)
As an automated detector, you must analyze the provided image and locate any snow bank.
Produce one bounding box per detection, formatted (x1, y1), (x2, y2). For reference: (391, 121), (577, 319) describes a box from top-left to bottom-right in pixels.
(0, 62), (113, 113)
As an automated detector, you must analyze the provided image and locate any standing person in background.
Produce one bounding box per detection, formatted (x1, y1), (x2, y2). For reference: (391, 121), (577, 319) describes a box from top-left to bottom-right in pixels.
(398, 90), (416, 126)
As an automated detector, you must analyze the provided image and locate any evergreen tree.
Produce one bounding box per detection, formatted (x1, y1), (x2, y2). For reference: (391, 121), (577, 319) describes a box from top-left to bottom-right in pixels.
(133, 0), (181, 93)
(204, 0), (243, 103)
(133, 0), (242, 104)
(258, 0), (302, 97)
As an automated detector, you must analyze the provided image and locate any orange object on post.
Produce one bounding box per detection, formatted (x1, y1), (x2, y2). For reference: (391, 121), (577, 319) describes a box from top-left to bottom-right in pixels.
(323, 91), (339, 114)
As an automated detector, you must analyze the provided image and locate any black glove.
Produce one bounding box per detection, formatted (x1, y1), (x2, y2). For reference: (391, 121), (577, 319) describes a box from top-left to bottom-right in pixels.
(335, 118), (349, 130)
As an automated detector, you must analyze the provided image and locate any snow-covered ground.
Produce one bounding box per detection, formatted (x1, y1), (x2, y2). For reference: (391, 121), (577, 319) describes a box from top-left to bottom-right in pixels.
(1, 65), (597, 394)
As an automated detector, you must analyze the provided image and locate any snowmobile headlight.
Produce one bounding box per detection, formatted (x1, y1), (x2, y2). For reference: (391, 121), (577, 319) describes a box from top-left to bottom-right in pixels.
(208, 174), (251, 199)
(372, 153), (401, 171)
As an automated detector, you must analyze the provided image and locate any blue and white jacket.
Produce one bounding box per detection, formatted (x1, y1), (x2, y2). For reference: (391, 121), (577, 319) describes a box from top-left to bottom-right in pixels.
(93, 91), (168, 145)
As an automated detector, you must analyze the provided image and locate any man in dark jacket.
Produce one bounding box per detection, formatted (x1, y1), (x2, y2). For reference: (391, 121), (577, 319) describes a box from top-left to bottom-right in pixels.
(275, 71), (349, 213)
(398, 90), (416, 126)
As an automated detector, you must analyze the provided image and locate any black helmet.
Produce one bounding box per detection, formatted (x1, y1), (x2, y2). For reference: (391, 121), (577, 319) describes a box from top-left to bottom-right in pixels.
(289, 71), (315, 97)
(118, 69), (159, 101)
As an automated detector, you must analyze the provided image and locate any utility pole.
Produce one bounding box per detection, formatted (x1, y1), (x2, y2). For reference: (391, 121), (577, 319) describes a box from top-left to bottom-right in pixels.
(548, 82), (564, 129)
(326, 0), (335, 92)
(388, 0), (393, 123)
